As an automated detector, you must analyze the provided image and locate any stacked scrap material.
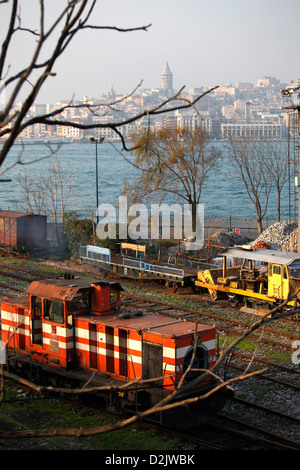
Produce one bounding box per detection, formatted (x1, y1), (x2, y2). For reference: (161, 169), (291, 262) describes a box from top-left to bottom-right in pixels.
(251, 221), (298, 252)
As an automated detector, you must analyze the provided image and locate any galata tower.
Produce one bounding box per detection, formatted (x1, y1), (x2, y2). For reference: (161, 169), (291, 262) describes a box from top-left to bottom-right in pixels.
(161, 62), (173, 91)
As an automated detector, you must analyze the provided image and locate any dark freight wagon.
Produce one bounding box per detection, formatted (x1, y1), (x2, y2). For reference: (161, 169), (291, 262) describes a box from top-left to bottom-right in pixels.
(0, 210), (47, 251)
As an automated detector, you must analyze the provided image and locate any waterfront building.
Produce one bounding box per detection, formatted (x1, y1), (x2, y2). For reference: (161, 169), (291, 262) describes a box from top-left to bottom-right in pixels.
(221, 120), (283, 140)
(92, 115), (122, 141)
(175, 109), (213, 135)
(56, 121), (83, 140)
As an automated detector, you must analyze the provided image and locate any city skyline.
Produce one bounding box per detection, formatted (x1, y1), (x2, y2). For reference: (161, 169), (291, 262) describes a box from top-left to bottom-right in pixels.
(1, 0), (300, 104)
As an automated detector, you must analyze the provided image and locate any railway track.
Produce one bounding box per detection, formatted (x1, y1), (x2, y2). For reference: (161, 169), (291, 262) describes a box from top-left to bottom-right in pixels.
(124, 278), (300, 323)
(0, 263), (48, 276)
(66, 390), (300, 450)
(0, 261), (299, 366)
(2, 376), (298, 451)
(121, 293), (300, 352)
(43, 379), (300, 450)
(0, 260), (299, 358)
(135, 414), (300, 450)
(0, 259), (299, 449)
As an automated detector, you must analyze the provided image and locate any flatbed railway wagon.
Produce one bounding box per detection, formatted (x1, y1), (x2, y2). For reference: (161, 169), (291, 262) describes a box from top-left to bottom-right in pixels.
(195, 246), (300, 314)
(0, 276), (231, 429)
(80, 244), (198, 290)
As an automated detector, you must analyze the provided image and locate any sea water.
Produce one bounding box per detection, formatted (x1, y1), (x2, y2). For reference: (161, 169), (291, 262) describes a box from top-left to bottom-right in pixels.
(0, 141), (292, 223)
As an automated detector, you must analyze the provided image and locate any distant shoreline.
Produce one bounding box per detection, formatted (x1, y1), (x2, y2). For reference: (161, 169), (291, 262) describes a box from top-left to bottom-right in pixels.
(0, 137), (289, 146)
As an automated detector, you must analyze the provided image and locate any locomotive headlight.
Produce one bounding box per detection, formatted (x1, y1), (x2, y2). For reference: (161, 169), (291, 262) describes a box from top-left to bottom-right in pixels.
(182, 345), (209, 381)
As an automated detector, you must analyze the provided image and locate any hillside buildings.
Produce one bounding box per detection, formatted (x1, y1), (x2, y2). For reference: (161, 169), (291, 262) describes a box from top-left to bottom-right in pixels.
(4, 62), (290, 142)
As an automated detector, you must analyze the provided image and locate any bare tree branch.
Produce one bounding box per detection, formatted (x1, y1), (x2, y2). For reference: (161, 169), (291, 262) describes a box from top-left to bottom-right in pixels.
(0, 1), (150, 164)
(226, 138), (274, 234)
(0, 1), (218, 174)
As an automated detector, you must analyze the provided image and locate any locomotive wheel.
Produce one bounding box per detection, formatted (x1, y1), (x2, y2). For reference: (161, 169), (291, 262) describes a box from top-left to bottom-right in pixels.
(228, 294), (240, 307)
(165, 281), (178, 293)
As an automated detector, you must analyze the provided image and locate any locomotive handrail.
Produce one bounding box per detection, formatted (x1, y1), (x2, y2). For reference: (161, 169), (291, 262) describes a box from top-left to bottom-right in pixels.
(123, 257), (184, 278)
(163, 362), (177, 387)
(80, 245), (185, 280)
(126, 353), (136, 379)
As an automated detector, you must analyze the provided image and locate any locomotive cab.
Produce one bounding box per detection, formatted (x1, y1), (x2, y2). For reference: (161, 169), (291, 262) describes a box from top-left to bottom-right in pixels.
(1, 278), (123, 370)
(196, 247), (300, 311)
(267, 263), (289, 299)
(28, 278), (123, 368)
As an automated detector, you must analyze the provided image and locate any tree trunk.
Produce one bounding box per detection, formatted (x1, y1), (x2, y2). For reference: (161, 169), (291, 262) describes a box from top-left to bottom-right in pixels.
(191, 200), (197, 233)
(257, 218), (262, 235)
(255, 199), (263, 235)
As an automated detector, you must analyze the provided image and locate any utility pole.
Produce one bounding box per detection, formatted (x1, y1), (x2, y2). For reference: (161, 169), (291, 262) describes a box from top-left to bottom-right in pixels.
(281, 80), (300, 252)
(90, 136), (105, 224)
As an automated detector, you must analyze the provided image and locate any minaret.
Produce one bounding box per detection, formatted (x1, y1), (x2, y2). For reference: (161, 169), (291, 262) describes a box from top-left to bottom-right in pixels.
(161, 62), (173, 91)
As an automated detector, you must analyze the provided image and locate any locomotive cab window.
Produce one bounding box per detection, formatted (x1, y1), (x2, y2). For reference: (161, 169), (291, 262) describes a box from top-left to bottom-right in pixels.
(67, 290), (91, 312)
(31, 296), (42, 316)
(290, 263), (300, 278)
(268, 264), (272, 277)
(272, 265), (281, 275)
(44, 299), (64, 324)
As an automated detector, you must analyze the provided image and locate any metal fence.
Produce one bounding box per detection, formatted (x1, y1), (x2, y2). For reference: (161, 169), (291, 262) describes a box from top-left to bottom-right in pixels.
(204, 219), (276, 240)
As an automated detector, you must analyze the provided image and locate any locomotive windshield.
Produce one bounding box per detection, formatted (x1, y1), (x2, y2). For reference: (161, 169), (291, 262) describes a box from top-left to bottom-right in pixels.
(290, 262), (300, 278)
(44, 299), (64, 324)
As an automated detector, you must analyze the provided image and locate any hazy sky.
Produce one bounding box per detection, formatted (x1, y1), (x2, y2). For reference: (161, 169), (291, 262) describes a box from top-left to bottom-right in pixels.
(1, 0), (300, 103)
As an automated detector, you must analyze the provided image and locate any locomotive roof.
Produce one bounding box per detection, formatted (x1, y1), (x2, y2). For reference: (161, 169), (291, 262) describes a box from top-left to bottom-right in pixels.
(81, 312), (214, 338)
(1, 295), (29, 308)
(26, 278), (123, 301)
(220, 247), (300, 266)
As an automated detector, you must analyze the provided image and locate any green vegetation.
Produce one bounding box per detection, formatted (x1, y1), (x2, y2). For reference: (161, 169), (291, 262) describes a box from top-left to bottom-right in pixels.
(63, 211), (95, 258)
(0, 387), (190, 451)
(63, 211), (133, 257)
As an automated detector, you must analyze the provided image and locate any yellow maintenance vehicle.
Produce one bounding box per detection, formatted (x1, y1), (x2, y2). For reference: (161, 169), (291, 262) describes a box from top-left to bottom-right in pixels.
(195, 246), (300, 314)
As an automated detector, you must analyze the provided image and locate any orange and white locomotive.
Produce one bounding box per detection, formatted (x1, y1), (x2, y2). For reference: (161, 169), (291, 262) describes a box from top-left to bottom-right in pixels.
(0, 276), (230, 429)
